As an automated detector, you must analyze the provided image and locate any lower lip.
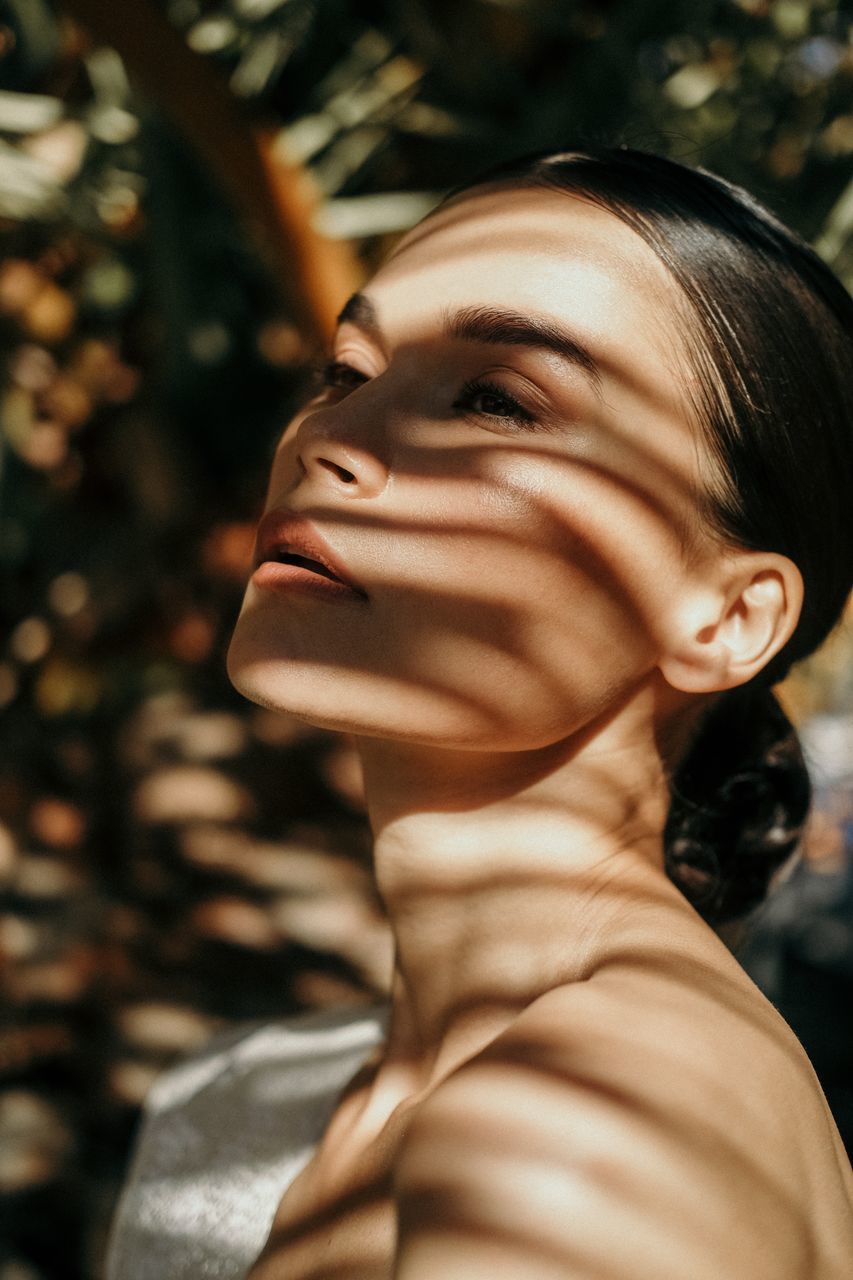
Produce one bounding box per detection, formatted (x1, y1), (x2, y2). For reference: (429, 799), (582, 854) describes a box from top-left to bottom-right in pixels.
(252, 560), (367, 603)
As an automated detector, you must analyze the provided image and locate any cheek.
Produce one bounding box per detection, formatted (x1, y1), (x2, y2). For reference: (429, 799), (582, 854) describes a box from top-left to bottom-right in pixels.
(358, 464), (676, 746)
(227, 446), (689, 752)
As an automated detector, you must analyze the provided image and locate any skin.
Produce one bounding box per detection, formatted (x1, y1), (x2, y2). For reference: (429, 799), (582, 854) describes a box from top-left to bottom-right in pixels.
(228, 185), (853, 1279)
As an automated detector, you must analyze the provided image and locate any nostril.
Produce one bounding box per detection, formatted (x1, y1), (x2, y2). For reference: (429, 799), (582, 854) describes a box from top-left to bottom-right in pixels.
(319, 458), (356, 483)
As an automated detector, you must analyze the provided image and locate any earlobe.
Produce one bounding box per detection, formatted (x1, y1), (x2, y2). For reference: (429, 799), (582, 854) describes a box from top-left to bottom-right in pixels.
(659, 553), (803, 695)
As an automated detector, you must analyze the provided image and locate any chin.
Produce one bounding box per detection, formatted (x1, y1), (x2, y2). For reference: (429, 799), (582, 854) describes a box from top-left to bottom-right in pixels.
(227, 653), (591, 757)
(226, 604), (608, 752)
(227, 653), (360, 735)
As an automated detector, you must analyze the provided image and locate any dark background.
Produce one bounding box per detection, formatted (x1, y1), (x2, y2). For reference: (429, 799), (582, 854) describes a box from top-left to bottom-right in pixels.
(0, 2), (852, 1275)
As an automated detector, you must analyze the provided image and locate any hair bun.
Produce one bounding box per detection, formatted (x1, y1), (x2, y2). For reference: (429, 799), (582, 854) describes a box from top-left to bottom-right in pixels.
(665, 685), (811, 923)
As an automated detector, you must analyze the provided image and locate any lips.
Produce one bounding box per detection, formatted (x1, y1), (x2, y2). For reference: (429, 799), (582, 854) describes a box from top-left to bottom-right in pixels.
(253, 510), (367, 598)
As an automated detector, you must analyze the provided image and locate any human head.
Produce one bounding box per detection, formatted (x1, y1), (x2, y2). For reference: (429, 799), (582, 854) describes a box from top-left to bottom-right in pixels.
(229, 147), (853, 923)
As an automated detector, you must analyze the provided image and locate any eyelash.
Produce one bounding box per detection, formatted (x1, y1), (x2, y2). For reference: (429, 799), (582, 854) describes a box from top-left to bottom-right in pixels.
(453, 377), (534, 427)
(318, 360), (368, 392)
(318, 361), (536, 429)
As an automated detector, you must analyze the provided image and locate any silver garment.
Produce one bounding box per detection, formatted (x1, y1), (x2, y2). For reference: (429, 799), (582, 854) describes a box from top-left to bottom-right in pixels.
(106, 1003), (389, 1280)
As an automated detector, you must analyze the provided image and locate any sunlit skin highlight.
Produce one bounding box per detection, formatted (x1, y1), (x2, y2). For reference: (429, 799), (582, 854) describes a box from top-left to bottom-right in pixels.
(228, 187), (851, 1280)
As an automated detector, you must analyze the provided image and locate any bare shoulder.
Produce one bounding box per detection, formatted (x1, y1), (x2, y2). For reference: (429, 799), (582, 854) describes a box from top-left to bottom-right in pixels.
(394, 921), (853, 1280)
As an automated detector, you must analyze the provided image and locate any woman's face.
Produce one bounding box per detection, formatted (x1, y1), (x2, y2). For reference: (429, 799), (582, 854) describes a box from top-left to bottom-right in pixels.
(227, 185), (717, 751)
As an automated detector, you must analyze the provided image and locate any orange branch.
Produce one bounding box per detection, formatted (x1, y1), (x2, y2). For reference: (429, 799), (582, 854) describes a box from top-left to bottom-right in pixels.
(60, 0), (363, 344)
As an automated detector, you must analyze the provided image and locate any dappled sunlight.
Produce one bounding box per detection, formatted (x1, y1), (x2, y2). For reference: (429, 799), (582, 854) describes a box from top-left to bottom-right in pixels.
(133, 765), (256, 825)
(382, 189), (699, 418)
(231, 441), (704, 753)
(2, 5), (853, 1277)
(229, 189), (720, 770)
(0, 1091), (74, 1197)
(213, 173), (853, 1280)
(252, 1180), (395, 1280)
(394, 1049), (812, 1280)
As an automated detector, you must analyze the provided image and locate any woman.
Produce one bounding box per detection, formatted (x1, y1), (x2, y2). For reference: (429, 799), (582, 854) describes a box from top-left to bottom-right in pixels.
(108, 148), (853, 1279)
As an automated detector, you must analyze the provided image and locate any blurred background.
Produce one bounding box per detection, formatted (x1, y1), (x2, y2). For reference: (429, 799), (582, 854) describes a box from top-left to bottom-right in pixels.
(0, 1), (852, 1275)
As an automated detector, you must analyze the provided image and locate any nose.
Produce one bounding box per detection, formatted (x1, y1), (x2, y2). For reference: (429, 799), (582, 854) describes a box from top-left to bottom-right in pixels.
(294, 402), (389, 499)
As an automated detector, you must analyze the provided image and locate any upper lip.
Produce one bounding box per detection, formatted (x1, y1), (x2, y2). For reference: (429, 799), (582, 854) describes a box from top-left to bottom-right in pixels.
(253, 509), (367, 596)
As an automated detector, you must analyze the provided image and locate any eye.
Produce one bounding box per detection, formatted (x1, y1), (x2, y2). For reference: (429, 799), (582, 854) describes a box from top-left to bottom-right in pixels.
(320, 360), (370, 394)
(453, 378), (535, 426)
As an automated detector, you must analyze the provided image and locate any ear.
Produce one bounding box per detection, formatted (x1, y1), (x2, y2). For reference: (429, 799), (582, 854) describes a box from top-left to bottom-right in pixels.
(658, 552), (803, 694)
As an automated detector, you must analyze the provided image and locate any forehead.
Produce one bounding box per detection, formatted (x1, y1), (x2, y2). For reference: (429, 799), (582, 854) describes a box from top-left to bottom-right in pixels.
(371, 185), (688, 374)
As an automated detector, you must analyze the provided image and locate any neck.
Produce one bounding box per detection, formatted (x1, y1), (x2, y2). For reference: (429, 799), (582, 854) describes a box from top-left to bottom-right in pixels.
(357, 682), (701, 1092)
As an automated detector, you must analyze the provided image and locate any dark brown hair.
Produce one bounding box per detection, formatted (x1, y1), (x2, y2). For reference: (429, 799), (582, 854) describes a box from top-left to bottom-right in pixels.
(452, 147), (853, 923)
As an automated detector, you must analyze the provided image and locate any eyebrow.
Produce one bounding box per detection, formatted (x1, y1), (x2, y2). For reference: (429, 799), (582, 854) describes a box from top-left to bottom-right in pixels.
(336, 292), (603, 396)
(445, 305), (603, 396)
(336, 292), (383, 342)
